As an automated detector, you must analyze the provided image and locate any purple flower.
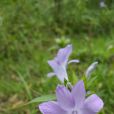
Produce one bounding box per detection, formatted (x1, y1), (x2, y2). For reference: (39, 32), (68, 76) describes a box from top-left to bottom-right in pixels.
(47, 44), (79, 83)
(39, 80), (104, 114)
(85, 61), (98, 79)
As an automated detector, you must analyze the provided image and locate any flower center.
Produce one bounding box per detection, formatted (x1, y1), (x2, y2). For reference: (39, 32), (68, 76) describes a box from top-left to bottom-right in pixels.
(72, 111), (78, 114)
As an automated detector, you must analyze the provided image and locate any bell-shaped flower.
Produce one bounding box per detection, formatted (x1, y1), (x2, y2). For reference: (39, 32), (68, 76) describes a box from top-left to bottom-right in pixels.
(39, 80), (104, 114)
(47, 44), (79, 83)
(85, 61), (98, 79)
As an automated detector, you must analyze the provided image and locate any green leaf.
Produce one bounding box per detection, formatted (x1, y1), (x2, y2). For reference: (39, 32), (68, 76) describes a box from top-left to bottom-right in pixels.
(27, 94), (56, 104)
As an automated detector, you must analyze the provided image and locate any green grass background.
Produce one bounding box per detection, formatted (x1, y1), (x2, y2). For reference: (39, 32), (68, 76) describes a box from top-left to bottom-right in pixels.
(0, 0), (114, 114)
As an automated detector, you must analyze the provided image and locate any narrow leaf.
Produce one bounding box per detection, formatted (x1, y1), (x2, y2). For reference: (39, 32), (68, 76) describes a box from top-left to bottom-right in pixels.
(27, 94), (56, 104)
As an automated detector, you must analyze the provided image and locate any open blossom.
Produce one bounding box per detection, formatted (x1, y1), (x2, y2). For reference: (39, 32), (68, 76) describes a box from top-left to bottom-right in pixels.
(39, 80), (104, 114)
(47, 44), (79, 83)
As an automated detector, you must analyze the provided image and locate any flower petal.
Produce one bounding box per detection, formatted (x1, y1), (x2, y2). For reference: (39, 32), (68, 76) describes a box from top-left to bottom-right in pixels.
(39, 101), (67, 114)
(48, 60), (58, 70)
(80, 108), (96, 114)
(68, 59), (80, 64)
(57, 44), (72, 64)
(48, 60), (68, 83)
(56, 85), (75, 110)
(71, 80), (86, 108)
(47, 72), (55, 77)
(84, 94), (104, 112)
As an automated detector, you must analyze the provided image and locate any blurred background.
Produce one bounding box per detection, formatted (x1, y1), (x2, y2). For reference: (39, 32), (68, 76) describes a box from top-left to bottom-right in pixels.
(0, 0), (114, 114)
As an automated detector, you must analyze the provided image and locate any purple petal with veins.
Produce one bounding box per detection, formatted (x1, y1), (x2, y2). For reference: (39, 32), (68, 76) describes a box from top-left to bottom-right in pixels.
(39, 80), (104, 114)
(47, 44), (79, 83)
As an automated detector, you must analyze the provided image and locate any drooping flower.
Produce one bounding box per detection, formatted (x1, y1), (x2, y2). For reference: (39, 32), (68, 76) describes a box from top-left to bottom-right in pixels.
(85, 61), (98, 79)
(47, 44), (79, 83)
(39, 80), (104, 114)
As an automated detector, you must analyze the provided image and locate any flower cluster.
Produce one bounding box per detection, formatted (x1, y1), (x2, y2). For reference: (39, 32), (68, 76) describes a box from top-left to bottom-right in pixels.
(38, 44), (104, 114)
